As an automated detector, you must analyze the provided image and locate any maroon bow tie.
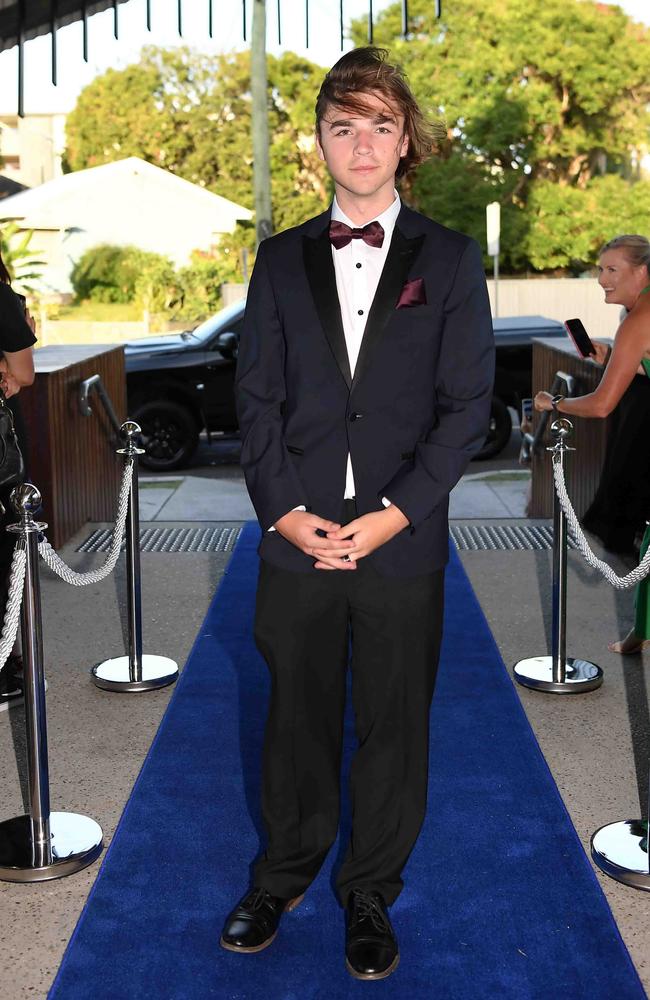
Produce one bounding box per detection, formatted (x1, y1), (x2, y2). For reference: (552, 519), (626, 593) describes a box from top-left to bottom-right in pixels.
(329, 219), (385, 250)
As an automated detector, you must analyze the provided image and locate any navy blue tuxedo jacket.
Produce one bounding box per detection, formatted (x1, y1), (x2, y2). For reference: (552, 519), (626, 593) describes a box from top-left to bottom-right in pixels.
(236, 202), (495, 576)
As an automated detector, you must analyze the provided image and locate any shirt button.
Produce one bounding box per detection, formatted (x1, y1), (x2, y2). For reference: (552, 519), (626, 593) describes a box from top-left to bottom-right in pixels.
(356, 262), (362, 269)
(357, 309), (364, 316)
(349, 412), (363, 422)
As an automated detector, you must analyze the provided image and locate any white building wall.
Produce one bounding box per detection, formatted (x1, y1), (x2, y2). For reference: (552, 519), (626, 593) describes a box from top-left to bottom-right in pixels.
(0, 113), (66, 187)
(486, 278), (620, 340)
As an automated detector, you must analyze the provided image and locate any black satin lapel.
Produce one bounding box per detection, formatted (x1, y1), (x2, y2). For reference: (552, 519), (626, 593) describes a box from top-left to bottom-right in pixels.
(352, 229), (426, 389)
(302, 231), (352, 389)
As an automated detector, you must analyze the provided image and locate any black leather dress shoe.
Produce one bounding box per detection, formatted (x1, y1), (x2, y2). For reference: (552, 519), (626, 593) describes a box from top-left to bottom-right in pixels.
(220, 887), (304, 953)
(345, 888), (399, 980)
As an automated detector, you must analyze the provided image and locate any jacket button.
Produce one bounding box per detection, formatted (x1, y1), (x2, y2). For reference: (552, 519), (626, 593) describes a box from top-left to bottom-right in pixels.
(349, 412), (363, 422)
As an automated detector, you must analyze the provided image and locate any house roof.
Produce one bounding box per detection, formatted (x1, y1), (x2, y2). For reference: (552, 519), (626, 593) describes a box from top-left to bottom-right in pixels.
(0, 156), (253, 230)
(0, 174), (27, 200)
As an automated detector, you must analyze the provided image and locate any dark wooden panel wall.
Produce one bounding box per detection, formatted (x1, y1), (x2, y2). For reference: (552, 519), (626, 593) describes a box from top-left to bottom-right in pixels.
(530, 339), (610, 519)
(19, 346), (127, 548)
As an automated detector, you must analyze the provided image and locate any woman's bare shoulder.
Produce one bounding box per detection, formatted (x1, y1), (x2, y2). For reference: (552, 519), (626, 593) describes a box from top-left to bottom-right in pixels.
(618, 296), (650, 340)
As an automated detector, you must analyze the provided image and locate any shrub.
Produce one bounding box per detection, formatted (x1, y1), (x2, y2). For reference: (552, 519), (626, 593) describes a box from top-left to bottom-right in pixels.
(71, 244), (174, 303)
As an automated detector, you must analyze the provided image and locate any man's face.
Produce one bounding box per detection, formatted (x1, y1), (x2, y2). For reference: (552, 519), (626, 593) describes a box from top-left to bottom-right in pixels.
(315, 93), (408, 202)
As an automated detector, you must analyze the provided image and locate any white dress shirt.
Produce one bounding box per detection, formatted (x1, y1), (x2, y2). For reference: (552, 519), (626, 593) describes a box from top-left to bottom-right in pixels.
(330, 191), (401, 498)
(271, 192), (400, 528)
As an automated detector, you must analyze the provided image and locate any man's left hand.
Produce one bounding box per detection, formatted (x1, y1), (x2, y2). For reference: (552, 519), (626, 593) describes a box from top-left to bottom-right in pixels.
(313, 506), (409, 569)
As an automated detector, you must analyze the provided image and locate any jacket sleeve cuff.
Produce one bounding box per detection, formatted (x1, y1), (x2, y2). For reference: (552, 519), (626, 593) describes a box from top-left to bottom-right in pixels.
(267, 505), (307, 531)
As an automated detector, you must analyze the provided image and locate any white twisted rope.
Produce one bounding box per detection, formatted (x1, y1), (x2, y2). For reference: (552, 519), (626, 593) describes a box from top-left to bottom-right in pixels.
(37, 461), (133, 586)
(553, 456), (650, 589)
(0, 544), (26, 670)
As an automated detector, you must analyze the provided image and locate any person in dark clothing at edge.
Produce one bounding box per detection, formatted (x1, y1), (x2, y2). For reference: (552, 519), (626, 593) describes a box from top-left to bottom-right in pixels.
(221, 47), (494, 980)
(0, 251), (36, 710)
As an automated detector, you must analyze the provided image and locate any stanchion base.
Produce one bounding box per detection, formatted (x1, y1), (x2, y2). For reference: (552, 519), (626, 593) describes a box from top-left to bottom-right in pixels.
(591, 820), (650, 890)
(513, 655), (603, 693)
(91, 654), (179, 692)
(0, 811), (103, 883)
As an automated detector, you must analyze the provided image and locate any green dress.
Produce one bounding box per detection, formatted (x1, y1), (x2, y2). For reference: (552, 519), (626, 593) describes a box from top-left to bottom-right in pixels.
(634, 331), (650, 636)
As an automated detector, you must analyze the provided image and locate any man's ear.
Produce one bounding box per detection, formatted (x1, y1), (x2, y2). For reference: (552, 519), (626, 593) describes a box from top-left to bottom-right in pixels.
(315, 129), (325, 162)
(399, 131), (409, 158)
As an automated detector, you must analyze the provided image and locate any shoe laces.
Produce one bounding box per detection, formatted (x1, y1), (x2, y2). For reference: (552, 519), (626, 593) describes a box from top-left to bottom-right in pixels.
(243, 887), (272, 911)
(350, 889), (390, 934)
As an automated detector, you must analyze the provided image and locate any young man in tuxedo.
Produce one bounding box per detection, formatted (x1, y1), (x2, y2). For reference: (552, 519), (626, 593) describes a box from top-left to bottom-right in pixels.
(221, 46), (494, 980)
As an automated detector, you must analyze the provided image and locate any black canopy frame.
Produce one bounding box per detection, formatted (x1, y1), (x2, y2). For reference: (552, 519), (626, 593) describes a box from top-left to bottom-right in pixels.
(0, 0), (442, 116)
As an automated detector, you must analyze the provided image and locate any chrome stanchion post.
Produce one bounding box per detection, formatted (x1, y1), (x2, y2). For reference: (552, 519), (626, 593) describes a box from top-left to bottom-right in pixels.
(551, 423), (569, 685)
(592, 812), (650, 890)
(125, 425), (144, 682)
(592, 605), (650, 887)
(0, 484), (103, 882)
(513, 418), (603, 694)
(92, 420), (178, 692)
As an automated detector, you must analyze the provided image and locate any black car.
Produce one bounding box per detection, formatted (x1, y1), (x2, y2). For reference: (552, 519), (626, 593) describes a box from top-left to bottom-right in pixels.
(124, 303), (565, 470)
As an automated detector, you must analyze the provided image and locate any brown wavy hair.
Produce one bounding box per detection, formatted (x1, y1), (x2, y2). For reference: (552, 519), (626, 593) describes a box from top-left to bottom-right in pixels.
(315, 46), (442, 179)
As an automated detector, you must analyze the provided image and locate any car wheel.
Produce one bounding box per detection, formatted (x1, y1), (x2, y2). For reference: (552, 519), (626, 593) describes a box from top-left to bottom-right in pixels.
(132, 400), (199, 471)
(473, 396), (512, 461)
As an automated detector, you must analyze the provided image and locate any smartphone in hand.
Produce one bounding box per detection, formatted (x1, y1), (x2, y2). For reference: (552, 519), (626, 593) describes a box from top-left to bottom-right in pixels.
(564, 318), (595, 359)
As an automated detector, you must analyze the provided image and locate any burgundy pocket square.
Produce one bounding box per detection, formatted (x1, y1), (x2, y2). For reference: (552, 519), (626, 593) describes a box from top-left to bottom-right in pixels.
(396, 277), (426, 309)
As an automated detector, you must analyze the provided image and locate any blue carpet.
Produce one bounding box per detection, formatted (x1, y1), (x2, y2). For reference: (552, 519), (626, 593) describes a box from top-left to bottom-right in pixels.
(49, 524), (646, 1000)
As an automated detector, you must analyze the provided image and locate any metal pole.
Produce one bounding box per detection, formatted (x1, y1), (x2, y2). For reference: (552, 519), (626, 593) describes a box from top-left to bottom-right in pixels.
(551, 440), (567, 684)
(91, 422), (178, 693)
(0, 484), (103, 882)
(252, 0), (273, 245)
(19, 490), (51, 865)
(513, 419), (603, 694)
(125, 433), (143, 681)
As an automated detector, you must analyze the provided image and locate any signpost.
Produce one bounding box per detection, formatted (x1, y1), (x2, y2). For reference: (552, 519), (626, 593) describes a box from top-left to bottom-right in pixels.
(486, 201), (501, 317)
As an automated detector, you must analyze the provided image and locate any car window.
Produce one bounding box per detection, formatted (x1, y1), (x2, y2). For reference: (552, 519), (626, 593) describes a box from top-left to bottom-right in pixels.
(189, 300), (246, 346)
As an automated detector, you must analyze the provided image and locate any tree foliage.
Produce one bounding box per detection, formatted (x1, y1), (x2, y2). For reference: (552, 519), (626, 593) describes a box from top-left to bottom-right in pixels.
(65, 47), (331, 239)
(0, 221), (46, 291)
(69, 240), (253, 320)
(70, 244), (174, 304)
(64, 1), (650, 273)
(350, 0), (650, 271)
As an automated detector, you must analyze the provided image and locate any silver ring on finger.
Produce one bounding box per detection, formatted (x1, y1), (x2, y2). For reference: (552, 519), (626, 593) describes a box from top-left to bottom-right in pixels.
(342, 554), (351, 562)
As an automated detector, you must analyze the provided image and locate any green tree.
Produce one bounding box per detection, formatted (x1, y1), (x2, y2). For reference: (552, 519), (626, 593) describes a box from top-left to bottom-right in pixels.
(525, 174), (650, 271)
(350, 0), (650, 271)
(65, 47), (331, 237)
(0, 221), (45, 290)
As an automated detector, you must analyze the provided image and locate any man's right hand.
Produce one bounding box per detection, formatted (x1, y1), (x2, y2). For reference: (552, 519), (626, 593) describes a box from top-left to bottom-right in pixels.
(273, 510), (357, 570)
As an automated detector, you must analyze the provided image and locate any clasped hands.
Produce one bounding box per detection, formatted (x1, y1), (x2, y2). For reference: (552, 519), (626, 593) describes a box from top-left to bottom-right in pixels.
(273, 506), (408, 570)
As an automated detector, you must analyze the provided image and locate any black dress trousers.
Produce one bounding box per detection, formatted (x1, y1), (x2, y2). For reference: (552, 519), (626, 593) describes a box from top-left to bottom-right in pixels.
(252, 522), (445, 906)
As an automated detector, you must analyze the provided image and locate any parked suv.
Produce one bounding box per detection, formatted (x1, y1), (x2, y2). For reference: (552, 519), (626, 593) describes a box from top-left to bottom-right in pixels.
(124, 304), (564, 470)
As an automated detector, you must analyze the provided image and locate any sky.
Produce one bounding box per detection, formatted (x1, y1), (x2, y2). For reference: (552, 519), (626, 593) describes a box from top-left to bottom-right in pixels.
(0, 0), (648, 116)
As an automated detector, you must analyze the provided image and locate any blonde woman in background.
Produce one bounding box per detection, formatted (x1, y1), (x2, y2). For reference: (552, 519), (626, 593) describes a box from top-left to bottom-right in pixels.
(535, 234), (650, 654)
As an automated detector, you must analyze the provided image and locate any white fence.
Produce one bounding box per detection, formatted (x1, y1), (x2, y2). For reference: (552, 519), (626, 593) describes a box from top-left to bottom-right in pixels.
(35, 278), (619, 347)
(487, 278), (619, 340)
